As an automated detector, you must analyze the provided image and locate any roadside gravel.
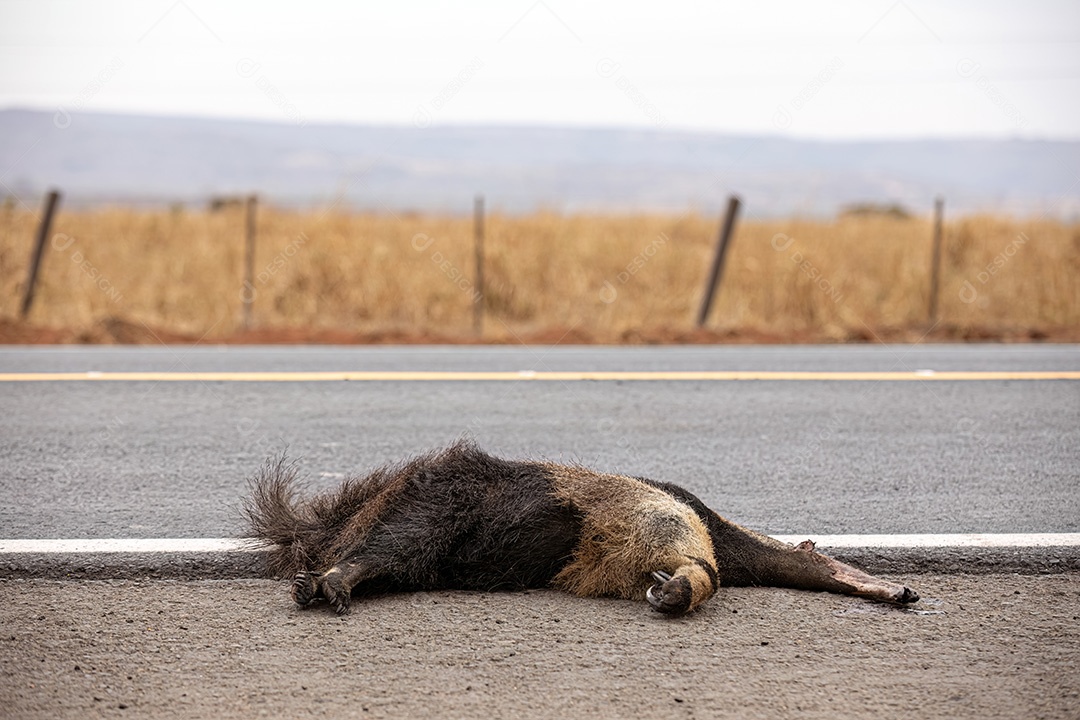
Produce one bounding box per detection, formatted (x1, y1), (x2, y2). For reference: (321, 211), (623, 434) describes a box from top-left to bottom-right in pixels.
(2, 573), (1078, 719)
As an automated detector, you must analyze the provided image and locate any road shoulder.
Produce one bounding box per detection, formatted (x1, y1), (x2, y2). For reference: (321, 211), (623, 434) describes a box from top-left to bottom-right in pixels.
(2, 573), (1077, 719)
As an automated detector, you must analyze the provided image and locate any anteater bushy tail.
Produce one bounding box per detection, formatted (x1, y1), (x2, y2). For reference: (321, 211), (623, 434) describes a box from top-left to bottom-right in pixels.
(243, 451), (426, 578)
(242, 454), (328, 578)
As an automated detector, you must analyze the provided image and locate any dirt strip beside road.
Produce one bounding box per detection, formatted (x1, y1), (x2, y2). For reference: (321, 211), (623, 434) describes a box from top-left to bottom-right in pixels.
(2, 573), (1077, 720)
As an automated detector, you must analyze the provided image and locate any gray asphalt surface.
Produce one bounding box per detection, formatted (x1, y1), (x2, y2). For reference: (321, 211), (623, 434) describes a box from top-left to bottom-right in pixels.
(1, 345), (1078, 541)
(2, 345), (1078, 720)
(3, 343), (1078, 372)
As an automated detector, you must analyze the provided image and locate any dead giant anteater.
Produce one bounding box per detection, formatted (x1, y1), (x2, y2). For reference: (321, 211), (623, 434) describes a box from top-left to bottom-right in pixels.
(244, 442), (919, 615)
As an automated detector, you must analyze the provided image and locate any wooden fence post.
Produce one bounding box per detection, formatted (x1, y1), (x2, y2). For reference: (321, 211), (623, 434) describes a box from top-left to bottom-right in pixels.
(928, 196), (944, 324)
(20, 189), (62, 318)
(242, 194), (257, 330)
(474, 194), (485, 336)
(696, 195), (741, 327)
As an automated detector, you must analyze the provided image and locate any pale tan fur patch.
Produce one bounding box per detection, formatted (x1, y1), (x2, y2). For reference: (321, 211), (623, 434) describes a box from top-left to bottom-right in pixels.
(677, 563), (716, 608)
(545, 464), (716, 603)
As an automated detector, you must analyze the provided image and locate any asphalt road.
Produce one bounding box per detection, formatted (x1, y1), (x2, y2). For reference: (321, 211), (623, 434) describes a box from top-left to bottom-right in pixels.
(2, 345), (1077, 720)
(1, 345), (1077, 540)
(3, 343), (1078, 373)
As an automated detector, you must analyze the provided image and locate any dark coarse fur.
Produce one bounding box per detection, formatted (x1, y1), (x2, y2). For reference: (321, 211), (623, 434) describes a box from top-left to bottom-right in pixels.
(244, 441), (919, 614)
(245, 443), (583, 593)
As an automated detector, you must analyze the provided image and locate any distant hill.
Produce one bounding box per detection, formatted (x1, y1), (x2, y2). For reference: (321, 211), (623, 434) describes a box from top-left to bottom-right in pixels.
(1, 108), (1077, 218)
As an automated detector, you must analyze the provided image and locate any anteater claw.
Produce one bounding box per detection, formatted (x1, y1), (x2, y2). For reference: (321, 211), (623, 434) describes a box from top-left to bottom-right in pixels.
(647, 575), (692, 615)
(321, 574), (351, 615)
(291, 571), (319, 607)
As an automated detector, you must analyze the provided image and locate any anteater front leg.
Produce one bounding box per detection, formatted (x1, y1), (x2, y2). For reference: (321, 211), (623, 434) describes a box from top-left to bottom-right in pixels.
(646, 557), (719, 615)
(553, 498), (721, 616)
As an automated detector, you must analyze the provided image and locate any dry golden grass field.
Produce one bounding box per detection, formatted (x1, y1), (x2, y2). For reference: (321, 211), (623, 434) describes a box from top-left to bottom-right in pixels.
(1, 204), (1077, 344)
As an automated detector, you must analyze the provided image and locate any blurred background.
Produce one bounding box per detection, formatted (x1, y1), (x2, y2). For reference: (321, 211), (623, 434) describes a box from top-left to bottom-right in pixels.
(1, 0), (1077, 343)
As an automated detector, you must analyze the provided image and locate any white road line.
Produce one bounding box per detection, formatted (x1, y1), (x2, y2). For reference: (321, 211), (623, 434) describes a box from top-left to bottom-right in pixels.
(1, 534), (1078, 554)
(0, 538), (262, 553)
(770, 533), (1080, 548)
(2, 370), (1079, 382)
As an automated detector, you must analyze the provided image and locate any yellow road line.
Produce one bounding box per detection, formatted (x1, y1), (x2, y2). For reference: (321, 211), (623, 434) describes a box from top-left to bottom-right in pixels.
(0, 370), (1077, 382)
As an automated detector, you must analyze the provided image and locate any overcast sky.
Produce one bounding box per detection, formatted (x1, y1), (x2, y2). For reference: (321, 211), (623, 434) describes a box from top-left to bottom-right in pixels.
(1, 0), (1077, 139)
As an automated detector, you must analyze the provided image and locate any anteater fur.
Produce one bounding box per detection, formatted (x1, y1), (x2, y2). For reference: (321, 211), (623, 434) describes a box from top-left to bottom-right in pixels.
(244, 442), (919, 615)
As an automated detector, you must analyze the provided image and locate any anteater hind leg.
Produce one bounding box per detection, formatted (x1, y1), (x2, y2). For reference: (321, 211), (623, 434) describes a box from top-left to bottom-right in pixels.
(315, 558), (380, 615)
(291, 571), (321, 607)
(289, 558), (380, 614)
